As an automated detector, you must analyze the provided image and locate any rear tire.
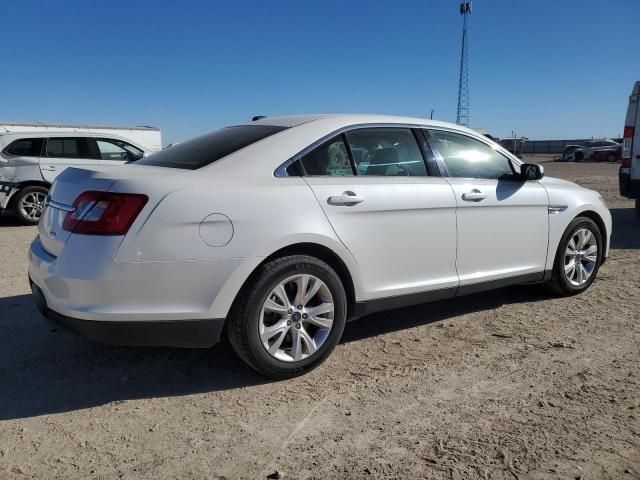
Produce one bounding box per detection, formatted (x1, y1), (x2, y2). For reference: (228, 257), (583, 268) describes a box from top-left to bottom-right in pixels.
(226, 255), (347, 379)
(13, 186), (48, 225)
(546, 217), (603, 296)
(574, 151), (584, 162)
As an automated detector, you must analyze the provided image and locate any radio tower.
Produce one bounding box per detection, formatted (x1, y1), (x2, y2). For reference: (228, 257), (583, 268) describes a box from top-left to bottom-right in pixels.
(456, 1), (472, 127)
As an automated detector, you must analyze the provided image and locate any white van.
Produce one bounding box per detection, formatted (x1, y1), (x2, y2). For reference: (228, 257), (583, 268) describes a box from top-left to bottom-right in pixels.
(620, 81), (640, 217)
(0, 125), (160, 224)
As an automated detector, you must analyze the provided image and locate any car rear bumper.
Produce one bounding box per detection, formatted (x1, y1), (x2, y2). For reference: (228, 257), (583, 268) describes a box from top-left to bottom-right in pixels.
(30, 280), (225, 347)
(27, 234), (241, 347)
(619, 169), (640, 198)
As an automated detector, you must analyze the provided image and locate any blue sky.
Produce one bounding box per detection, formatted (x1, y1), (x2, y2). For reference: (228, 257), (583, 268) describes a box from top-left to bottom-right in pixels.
(4, 0), (639, 145)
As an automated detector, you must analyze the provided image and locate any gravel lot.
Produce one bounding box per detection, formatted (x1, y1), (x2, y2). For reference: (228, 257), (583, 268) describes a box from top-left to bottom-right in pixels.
(1, 157), (639, 479)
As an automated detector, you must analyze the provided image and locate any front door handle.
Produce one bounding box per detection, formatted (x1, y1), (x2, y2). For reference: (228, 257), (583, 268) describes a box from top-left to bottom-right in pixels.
(461, 189), (487, 202)
(327, 191), (364, 206)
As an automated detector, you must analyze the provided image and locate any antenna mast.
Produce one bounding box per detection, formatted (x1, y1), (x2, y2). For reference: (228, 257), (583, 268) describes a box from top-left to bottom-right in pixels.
(456, 1), (472, 127)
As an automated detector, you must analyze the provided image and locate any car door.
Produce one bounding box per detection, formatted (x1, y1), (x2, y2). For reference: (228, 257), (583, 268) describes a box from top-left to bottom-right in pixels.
(40, 137), (100, 182)
(294, 127), (459, 301)
(425, 128), (549, 291)
(95, 137), (145, 168)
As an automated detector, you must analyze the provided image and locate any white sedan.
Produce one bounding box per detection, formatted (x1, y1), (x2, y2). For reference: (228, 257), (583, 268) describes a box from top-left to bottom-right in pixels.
(29, 115), (612, 378)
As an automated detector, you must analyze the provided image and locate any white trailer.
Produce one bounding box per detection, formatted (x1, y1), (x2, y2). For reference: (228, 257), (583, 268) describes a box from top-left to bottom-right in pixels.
(0, 122), (162, 152)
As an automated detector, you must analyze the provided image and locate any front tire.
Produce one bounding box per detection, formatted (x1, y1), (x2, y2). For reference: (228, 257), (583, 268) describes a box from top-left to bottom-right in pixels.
(13, 186), (48, 225)
(546, 217), (603, 296)
(227, 255), (347, 379)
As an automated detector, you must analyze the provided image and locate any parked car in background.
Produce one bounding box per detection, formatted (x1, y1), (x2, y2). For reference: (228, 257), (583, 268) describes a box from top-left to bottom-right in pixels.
(557, 144), (582, 162)
(591, 143), (622, 163)
(570, 139), (621, 162)
(29, 114), (611, 378)
(0, 131), (155, 224)
(620, 81), (640, 217)
(0, 122), (162, 151)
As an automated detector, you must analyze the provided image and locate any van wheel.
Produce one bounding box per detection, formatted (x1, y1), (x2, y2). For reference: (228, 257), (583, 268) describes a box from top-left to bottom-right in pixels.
(574, 151), (584, 162)
(14, 186), (48, 225)
(546, 217), (603, 296)
(607, 153), (616, 162)
(227, 255), (347, 379)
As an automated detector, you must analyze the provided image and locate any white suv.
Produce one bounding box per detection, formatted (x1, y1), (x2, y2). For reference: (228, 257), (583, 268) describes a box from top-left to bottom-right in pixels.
(0, 132), (152, 224)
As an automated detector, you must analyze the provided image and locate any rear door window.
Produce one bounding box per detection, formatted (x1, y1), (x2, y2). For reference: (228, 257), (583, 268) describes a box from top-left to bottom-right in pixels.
(298, 136), (354, 176)
(46, 138), (96, 159)
(135, 125), (287, 169)
(345, 128), (428, 176)
(4, 138), (44, 157)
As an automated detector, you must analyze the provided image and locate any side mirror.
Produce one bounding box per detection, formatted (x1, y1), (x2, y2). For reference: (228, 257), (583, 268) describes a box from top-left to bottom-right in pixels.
(520, 163), (544, 181)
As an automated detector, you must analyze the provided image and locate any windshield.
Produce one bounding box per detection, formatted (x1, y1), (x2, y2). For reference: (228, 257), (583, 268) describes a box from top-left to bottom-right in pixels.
(135, 125), (287, 169)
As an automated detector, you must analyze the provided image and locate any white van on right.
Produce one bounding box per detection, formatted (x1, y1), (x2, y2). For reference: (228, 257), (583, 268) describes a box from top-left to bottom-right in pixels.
(620, 81), (640, 218)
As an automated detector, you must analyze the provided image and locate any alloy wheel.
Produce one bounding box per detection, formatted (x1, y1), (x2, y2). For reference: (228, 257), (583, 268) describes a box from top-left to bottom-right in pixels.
(259, 274), (334, 362)
(564, 228), (598, 286)
(19, 192), (46, 222)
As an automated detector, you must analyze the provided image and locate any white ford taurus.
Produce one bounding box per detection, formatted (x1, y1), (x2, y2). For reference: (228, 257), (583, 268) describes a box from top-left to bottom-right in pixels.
(29, 115), (612, 378)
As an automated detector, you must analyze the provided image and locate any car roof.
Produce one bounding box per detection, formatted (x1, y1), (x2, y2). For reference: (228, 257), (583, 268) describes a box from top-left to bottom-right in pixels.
(0, 121), (158, 131)
(0, 131), (131, 138)
(0, 131), (150, 150)
(242, 113), (473, 132)
(202, 113), (520, 177)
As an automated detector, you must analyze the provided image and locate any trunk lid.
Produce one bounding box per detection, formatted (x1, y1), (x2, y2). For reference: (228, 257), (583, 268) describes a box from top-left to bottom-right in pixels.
(38, 164), (192, 257)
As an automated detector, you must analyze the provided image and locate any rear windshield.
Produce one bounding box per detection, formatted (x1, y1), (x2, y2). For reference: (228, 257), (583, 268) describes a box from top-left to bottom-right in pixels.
(135, 125), (287, 170)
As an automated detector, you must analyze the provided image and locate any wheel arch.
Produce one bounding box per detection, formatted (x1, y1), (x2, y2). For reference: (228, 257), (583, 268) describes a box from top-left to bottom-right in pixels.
(6, 180), (50, 209)
(219, 242), (360, 323)
(263, 243), (357, 318)
(574, 209), (608, 255)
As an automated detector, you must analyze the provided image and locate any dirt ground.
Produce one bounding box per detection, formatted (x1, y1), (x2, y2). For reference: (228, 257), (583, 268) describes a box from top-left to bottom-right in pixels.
(1, 156), (639, 480)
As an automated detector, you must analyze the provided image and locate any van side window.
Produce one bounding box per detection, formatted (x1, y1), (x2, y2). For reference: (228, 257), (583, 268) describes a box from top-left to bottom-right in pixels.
(46, 138), (95, 159)
(4, 138), (44, 157)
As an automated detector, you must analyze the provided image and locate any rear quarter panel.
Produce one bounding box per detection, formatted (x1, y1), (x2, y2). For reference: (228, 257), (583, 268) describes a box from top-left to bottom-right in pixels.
(111, 175), (364, 318)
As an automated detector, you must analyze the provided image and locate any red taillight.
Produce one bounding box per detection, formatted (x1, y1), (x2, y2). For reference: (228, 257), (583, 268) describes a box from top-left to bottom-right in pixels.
(621, 126), (634, 167)
(63, 191), (148, 235)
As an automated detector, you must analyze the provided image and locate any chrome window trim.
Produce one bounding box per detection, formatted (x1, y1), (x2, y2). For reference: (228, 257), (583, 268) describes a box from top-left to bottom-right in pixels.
(274, 123), (522, 177)
(274, 123), (430, 177)
(424, 127), (523, 179)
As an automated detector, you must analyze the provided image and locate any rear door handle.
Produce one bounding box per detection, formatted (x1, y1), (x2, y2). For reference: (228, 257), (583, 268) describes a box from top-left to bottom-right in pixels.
(461, 189), (487, 202)
(327, 191), (364, 206)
